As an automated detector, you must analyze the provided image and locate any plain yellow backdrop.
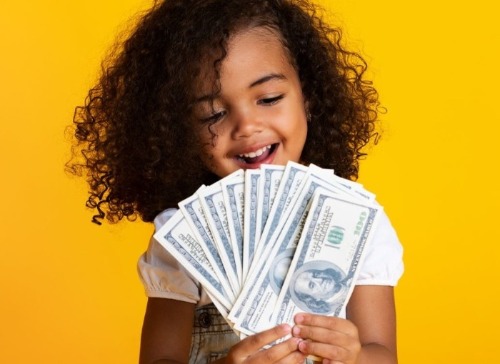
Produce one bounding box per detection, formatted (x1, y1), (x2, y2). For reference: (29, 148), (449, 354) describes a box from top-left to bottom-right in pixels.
(1, 0), (499, 363)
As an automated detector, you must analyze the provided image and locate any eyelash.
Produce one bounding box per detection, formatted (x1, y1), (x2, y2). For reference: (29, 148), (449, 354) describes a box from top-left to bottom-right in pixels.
(200, 110), (226, 123)
(200, 95), (284, 123)
(258, 94), (284, 106)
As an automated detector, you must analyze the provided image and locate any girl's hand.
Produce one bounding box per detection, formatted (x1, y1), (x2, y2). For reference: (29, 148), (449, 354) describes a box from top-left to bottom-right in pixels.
(223, 324), (306, 364)
(292, 313), (361, 364)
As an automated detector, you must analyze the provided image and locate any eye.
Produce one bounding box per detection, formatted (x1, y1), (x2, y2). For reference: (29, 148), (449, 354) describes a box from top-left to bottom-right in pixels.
(200, 110), (226, 123)
(258, 94), (284, 106)
(309, 281), (315, 289)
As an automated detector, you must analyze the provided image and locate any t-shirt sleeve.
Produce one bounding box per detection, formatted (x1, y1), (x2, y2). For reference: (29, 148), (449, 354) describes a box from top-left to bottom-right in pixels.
(355, 208), (404, 286)
(137, 209), (202, 303)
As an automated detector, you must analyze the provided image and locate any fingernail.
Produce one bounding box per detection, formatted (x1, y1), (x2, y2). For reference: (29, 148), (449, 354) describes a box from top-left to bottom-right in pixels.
(292, 326), (301, 336)
(294, 314), (304, 324)
(281, 323), (291, 333)
(298, 340), (307, 352)
(291, 337), (302, 347)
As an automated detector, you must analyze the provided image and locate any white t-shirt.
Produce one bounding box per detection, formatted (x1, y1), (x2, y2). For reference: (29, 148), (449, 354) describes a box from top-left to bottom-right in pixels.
(137, 207), (404, 308)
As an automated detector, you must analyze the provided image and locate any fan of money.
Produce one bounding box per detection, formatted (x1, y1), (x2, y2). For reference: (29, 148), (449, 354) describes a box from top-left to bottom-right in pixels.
(154, 161), (382, 337)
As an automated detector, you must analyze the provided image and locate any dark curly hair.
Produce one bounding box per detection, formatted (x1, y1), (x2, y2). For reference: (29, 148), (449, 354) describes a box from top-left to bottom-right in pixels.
(67, 0), (381, 224)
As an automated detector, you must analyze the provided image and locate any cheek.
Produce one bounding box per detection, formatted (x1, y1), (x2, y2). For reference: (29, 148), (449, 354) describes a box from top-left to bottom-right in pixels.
(200, 144), (221, 171)
(199, 122), (228, 149)
(201, 135), (221, 160)
(199, 137), (228, 175)
(291, 122), (308, 158)
(285, 111), (307, 135)
(299, 122), (308, 145)
(197, 124), (219, 150)
(191, 128), (216, 167)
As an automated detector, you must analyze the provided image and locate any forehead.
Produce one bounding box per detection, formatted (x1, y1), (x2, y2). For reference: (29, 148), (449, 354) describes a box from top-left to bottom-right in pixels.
(227, 27), (290, 62)
(195, 27), (296, 95)
(225, 27), (292, 73)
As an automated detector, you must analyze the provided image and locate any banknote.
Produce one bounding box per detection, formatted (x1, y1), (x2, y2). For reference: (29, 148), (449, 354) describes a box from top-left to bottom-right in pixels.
(198, 181), (241, 295)
(252, 162), (309, 270)
(229, 162), (306, 323)
(153, 210), (233, 310)
(329, 173), (376, 202)
(258, 164), (285, 233)
(178, 191), (236, 303)
(221, 171), (245, 286)
(272, 190), (381, 327)
(242, 169), (261, 281)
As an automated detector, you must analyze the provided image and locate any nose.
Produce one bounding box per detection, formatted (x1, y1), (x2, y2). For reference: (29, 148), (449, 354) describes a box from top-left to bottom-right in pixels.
(230, 108), (263, 139)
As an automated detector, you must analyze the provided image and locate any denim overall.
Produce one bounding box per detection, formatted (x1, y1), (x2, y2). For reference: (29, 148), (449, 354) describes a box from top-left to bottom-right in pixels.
(190, 304), (314, 364)
(190, 304), (240, 364)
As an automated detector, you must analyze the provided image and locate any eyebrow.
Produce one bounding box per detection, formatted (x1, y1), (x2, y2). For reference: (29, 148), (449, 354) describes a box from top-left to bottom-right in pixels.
(249, 73), (287, 88)
(195, 73), (288, 103)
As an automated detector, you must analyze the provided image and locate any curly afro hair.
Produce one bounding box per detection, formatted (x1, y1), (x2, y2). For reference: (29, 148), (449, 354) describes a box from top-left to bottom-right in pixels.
(68, 0), (381, 224)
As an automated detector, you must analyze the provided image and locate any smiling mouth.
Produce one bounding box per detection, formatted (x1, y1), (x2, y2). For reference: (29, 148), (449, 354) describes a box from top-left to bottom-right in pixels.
(237, 144), (278, 164)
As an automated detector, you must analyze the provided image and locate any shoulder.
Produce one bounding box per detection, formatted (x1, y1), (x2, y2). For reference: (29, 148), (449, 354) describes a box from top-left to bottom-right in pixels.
(153, 208), (178, 230)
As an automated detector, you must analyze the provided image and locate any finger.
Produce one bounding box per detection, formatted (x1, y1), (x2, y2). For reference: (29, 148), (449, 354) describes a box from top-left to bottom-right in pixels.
(292, 325), (352, 348)
(294, 314), (357, 336)
(254, 337), (304, 364)
(275, 350), (306, 364)
(234, 324), (292, 355)
(298, 340), (355, 364)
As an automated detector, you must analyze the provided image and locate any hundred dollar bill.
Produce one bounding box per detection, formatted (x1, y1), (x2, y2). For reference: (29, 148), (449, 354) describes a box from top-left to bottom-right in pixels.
(198, 181), (241, 295)
(232, 172), (355, 334)
(329, 173), (375, 202)
(252, 162), (309, 269)
(153, 210), (233, 310)
(272, 190), (381, 326)
(308, 164), (374, 203)
(178, 191), (235, 303)
(242, 169), (261, 281)
(258, 164), (285, 233)
(221, 171), (245, 286)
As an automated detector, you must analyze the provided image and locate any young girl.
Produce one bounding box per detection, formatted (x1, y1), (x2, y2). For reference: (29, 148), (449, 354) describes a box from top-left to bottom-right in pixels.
(69, 0), (403, 363)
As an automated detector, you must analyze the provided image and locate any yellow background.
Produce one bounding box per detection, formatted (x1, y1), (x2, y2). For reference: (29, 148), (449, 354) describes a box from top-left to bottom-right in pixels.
(1, 0), (499, 362)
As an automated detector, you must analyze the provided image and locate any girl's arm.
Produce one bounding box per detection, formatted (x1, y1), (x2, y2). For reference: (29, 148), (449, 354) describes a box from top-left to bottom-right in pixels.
(347, 285), (397, 364)
(292, 285), (397, 364)
(140, 298), (195, 364)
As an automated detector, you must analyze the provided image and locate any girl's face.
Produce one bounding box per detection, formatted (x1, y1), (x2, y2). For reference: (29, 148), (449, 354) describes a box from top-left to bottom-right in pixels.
(194, 27), (308, 178)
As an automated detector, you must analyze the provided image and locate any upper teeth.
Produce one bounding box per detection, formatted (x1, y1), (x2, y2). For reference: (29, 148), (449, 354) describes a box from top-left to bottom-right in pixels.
(239, 145), (271, 158)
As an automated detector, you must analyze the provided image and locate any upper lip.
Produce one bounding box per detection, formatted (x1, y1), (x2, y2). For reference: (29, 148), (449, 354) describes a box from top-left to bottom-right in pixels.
(233, 142), (276, 157)
(238, 145), (271, 158)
